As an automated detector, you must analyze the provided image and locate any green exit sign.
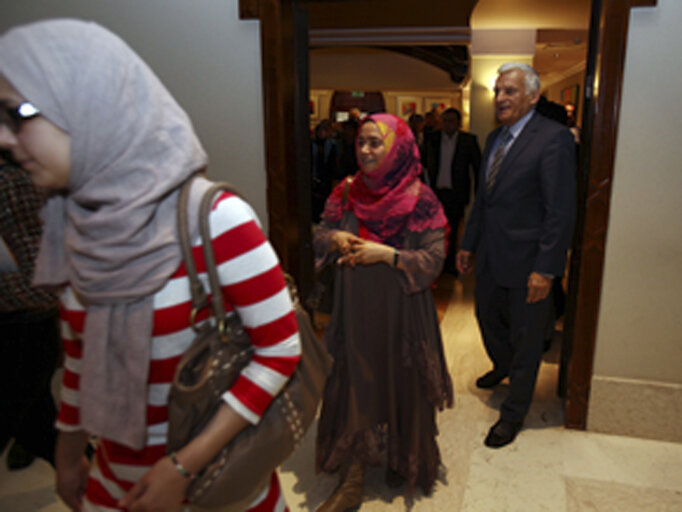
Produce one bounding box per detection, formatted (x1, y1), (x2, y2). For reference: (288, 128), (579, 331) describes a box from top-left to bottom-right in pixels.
(351, 91), (365, 98)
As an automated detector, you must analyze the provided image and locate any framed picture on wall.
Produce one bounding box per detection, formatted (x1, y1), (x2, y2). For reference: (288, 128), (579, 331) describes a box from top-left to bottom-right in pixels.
(396, 96), (421, 120)
(309, 94), (320, 121)
(424, 97), (451, 115)
(560, 85), (580, 108)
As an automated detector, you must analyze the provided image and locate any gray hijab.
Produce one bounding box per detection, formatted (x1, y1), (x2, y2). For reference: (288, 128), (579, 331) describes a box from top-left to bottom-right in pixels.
(0, 19), (209, 449)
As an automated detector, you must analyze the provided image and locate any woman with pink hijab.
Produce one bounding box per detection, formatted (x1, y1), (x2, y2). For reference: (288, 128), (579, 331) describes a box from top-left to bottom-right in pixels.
(314, 113), (454, 511)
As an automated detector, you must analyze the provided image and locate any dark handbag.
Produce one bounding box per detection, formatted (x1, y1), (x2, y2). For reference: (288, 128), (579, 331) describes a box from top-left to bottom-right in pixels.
(166, 179), (333, 510)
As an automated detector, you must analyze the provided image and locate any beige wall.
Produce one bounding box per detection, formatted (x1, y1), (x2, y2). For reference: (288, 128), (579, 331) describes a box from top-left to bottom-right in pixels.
(588, 0), (682, 441)
(471, 0), (590, 29)
(310, 48), (457, 92)
(0, 0), (268, 229)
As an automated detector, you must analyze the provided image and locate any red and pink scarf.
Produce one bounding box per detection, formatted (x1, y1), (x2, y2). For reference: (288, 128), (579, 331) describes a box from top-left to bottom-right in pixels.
(323, 113), (448, 248)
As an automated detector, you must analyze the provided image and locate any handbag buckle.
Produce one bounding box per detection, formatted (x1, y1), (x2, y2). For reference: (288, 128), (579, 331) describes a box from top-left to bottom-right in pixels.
(218, 319), (228, 343)
(190, 306), (202, 333)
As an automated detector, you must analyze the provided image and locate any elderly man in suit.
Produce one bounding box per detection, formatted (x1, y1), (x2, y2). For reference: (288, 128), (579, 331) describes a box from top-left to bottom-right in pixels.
(424, 107), (481, 274)
(457, 63), (576, 448)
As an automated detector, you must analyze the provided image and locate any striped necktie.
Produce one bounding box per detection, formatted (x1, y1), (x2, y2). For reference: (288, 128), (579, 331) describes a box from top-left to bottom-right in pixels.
(486, 128), (512, 192)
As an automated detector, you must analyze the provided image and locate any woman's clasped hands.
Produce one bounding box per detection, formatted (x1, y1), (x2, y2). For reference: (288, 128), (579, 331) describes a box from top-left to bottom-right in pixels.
(333, 231), (395, 267)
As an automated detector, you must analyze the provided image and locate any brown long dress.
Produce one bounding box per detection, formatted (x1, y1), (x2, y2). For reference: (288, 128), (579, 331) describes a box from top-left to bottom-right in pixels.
(314, 211), (454, 495)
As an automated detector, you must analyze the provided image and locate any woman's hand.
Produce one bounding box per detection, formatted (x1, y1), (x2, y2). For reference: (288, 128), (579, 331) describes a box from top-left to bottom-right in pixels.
(55, 431), (91, 512)
(331, 230), (361, 255)
(337, 238), (395, 267)
(119, 404), (248, 512)
(118, 456), (188, 512)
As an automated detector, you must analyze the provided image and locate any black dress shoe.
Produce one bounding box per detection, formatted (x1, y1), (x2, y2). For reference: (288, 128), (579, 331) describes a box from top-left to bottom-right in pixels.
(476, 369), (507, 389)
(484, 419), (523, 448)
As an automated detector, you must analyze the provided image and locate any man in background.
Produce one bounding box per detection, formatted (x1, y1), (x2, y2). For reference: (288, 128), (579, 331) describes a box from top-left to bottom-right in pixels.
(424, 107), (481, 275)
(408, 113), (426, 161)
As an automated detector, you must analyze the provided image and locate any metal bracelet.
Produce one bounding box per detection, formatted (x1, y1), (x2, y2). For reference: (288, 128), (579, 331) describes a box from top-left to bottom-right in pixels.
(169, 451), (198, 481)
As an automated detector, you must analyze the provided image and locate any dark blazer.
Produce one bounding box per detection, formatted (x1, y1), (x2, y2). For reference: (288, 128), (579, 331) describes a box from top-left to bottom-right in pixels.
(460, 113), (576, 288)
(424, 130), (482, 209)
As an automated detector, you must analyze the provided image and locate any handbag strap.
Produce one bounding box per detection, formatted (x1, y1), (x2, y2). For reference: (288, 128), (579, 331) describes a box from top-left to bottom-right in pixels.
(177, 178), (245, 337)
(178, 177), (302, 336)
(178, 179), (208, 321)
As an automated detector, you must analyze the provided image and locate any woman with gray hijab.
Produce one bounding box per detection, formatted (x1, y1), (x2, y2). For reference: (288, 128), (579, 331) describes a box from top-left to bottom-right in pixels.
(0, 19), (300, 512)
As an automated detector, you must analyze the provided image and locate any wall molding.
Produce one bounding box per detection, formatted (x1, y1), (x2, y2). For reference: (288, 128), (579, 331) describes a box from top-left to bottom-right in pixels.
(588, 375), (682, 443)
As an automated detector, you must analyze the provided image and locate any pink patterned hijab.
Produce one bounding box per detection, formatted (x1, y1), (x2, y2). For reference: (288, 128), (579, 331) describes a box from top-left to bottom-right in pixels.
(323, 113), (447, 247)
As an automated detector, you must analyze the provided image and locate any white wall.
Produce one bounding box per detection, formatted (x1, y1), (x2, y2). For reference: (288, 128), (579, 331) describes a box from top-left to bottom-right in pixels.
(0, 0), (268, 228)
(593, 0), (682, 384)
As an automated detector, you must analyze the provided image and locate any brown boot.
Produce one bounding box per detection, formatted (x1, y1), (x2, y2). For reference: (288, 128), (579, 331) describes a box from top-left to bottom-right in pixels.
(316, 462), (365, 512)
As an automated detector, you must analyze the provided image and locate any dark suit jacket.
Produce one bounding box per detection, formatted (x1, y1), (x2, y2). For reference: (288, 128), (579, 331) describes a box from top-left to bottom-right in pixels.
(460, 113), (576, 288)
(424, 130), (482, 209)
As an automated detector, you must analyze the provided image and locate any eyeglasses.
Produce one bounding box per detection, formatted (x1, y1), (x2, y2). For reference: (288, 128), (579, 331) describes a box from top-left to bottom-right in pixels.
(0, 101), (41, 133)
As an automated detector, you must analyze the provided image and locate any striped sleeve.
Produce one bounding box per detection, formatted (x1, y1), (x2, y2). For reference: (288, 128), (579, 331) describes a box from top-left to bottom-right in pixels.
(56, 288), (85, 431)
(207, 192), (301, 424)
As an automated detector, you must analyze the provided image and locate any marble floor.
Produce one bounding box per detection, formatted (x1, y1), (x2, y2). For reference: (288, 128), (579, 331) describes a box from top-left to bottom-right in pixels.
(2, 274), (682, 511)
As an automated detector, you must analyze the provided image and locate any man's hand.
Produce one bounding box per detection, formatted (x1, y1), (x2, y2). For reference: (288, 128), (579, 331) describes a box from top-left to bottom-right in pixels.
(526, 272), (552, 303)
(456, 250), (473, 275)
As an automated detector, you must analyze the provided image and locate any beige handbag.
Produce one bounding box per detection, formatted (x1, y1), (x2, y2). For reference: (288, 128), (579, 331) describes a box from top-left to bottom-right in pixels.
(166, 179), (333, 510)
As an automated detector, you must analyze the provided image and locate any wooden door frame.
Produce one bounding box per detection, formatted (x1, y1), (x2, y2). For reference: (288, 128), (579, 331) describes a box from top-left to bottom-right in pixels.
(240, 0), (314, 301)
(563, 0), (656, 428)
(240, 0), (658, 429)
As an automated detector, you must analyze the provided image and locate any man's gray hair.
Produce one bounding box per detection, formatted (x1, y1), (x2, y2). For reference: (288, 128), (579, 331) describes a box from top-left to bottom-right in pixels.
(498, 63), (541, 95)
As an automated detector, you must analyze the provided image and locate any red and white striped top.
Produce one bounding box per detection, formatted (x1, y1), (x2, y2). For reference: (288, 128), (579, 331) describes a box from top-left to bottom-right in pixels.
(57, 191), (300, 510)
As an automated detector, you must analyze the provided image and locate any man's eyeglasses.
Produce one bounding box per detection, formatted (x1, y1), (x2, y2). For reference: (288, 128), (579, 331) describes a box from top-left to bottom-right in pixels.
(0, 101), (41, 133)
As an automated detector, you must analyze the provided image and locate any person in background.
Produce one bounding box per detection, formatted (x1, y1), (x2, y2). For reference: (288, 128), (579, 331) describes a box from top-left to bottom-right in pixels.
(423, 107), (481, 275)
(535, 95), (574, 346)
(0, 151), (60, 472)
(0, 19), (300, 512)
(348, 107), (362, 123)
(423, 110), (439, 139)
(311, 119), (338, 223)
(536, 95), (568, 125)
(457, 63), (576, 449)
(314, 113), (453, 512)
(335, 118), (359, 180)
(565, 103), (581, 144)
(407, 113), (426, 162)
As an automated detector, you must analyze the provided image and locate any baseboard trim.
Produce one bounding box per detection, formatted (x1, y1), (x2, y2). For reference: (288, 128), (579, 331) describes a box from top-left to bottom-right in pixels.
(587, 375), (682, 443)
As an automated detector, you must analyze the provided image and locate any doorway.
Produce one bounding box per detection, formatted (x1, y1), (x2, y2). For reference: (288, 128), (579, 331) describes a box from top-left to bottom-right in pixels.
(239, 0), (657, 431)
